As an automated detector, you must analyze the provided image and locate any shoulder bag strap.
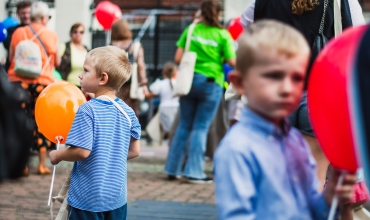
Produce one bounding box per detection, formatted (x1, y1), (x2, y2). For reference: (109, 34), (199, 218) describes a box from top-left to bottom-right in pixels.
(29, 25), (49, 57)
(318, 0), (329, 34)
(97, 95), (132, 128)
(334, 0), (342, 37)
(185, 24), (196, 52)
(29, 25), (51, 74)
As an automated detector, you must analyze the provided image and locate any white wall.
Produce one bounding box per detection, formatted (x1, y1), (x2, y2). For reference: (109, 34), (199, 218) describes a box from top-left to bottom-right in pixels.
(224, 0), (252, 22)
(55, 0), (92, 48)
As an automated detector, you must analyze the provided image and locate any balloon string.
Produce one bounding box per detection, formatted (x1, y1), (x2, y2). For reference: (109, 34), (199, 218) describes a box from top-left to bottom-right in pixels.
(48, 136), (63, 206)
(328, 171), (345, 220)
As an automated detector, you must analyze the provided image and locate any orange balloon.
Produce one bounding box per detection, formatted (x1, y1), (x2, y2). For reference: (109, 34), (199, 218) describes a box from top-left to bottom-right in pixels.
(35, 81), (86, 144)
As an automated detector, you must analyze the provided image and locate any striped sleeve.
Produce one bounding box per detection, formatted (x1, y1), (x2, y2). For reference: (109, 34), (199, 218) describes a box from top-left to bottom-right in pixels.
(130, 112), (141, 140)
(66, 104), (94, 151)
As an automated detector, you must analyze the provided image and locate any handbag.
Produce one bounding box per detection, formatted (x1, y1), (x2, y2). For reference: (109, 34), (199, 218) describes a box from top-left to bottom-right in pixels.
(50, 95), (131, 220)
(173, 24), (197, 97)
(129, 42), (145, 101)
(311, 0), (342, 65)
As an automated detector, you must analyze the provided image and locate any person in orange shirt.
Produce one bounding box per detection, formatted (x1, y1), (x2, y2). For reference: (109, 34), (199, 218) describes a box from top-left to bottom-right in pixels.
(8, 1), (60, 175)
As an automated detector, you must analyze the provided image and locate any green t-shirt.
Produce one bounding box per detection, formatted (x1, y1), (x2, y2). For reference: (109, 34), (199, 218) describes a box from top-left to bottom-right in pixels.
(176, 23), (236, 87)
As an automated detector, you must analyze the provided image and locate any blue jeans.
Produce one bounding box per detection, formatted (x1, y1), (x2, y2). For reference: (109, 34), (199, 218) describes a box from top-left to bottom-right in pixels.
(164, 74), (223, 179)
(68, 204), (127, 220)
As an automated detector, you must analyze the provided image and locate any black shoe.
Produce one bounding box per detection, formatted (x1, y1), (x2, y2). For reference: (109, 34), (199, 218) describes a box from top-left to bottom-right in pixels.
(186, 177), (213, 184)
(168, 175), (181, 181)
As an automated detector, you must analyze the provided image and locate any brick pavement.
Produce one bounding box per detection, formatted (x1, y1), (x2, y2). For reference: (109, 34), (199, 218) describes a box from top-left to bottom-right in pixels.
(0, 145), (216, 220)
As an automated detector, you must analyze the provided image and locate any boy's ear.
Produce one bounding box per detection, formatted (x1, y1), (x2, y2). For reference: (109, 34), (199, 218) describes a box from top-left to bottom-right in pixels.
(228, 70), (245, 96)
(99, 72), (109, 86)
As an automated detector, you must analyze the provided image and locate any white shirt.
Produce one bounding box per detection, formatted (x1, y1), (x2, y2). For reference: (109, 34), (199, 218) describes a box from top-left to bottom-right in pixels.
(149, 78), (179, 108)
(241, 0), (365, 28)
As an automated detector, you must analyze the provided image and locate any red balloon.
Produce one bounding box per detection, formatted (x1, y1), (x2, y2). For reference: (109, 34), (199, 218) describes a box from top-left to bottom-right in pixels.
(228, 17), (244, 40)
(308, 25), (368, 172)
(95, 1), (122, 30)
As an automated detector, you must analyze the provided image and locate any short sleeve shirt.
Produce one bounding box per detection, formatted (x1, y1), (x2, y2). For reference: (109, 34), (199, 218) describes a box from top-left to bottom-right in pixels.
(176, 23), (236, 87)
(66, 98), (141, 212)
(8, 23), (58, 86)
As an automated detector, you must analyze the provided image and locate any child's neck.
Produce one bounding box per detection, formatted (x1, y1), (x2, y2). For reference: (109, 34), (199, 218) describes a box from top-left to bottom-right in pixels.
(95, 89), (116, 99)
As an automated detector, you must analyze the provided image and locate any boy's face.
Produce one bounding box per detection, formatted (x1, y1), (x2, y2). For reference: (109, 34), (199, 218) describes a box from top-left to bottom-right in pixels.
(231, 50), (309, 125)
(79, 58), (101, 94)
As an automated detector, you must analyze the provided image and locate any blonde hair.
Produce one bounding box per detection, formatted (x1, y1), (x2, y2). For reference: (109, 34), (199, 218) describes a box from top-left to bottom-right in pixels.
(30, 1), (49, 21)
(111, 19), (133, 41)
(292, 0), (319, 15)
(86, 46), (131, 90)
(236, 20), (309, 76)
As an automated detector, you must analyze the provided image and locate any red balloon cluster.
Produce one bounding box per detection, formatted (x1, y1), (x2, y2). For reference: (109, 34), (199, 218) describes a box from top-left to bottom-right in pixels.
(95, 1), (122, 30)
(308, 25), (368, 172)
(228, 17), (244, 40)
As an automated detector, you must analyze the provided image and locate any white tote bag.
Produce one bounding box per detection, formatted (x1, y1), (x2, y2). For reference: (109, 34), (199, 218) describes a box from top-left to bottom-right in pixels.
(129, 42), (145, 101)
(173, 24), (197, 97)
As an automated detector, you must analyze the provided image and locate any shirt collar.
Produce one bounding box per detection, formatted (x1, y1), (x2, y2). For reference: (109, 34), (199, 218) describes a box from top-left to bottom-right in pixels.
(239, 106), (291, 137)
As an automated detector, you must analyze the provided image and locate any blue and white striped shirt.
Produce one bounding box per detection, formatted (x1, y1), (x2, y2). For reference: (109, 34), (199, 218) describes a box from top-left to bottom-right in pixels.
(66, 98), (141, 212)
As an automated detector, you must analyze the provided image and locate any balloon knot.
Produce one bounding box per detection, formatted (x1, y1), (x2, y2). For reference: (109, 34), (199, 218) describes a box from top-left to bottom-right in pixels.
(55, 136), (64, 143)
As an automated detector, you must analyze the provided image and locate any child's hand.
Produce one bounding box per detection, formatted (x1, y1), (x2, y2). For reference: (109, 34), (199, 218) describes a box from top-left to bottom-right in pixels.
(323, 167), (357, 206)
(49, 150), (61, 165)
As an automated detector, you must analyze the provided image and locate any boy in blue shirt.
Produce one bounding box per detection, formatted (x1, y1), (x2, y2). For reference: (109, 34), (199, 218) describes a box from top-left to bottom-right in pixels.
(214, 20), (357, 220)
(49, 46), (141, 220)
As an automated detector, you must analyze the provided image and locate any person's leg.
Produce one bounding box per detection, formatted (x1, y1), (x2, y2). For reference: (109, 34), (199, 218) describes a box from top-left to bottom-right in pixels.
(164, 94), (197, 177)
(11, 82), (33, 176)
(105, 203), (127, 220)
(68, 205), (102, 220)
(183, 78), (223, 180)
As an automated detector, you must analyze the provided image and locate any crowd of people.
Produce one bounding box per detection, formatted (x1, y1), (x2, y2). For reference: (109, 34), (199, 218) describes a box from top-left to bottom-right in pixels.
(1, 0), (370, 219)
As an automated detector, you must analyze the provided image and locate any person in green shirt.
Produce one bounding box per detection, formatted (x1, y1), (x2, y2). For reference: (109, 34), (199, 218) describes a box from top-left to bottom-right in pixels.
(164, 0), (236, 184)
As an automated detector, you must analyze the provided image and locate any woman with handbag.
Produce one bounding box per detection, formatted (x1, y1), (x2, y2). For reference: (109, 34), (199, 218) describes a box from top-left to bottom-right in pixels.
(164, 0), (236, 183)
(7, 1), (60, 175)
(111, 19), (148, 116)
(56, 23), (89, 87)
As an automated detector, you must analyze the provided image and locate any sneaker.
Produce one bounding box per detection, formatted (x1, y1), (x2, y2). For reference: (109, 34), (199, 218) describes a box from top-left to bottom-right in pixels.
(168, 175), (181, 181)
(186, 177), (213, 184)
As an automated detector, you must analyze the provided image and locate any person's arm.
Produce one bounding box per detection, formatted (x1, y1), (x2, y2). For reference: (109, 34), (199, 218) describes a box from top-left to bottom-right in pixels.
(49, 146), (91, 165)
(54, 43), (61, 67)
(348, 0), (365, 26)
(214, 143), (257, 219)
(137, 46), (148, 86)
(174, 48), (184, 64)
(8, 45), (15, 64)
(174, 26), (189, 64)
(49, 105), (94, 165)
(128, 138), (140, 160)
(241, 0), (255, 29)
(143, 85), (156, 99)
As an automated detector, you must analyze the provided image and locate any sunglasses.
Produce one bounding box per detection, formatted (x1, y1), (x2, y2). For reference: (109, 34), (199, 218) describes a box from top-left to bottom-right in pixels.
(73, 30), (84, 34)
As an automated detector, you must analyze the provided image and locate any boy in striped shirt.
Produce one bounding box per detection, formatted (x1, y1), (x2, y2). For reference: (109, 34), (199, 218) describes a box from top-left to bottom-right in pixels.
(49, 46), (141, 220)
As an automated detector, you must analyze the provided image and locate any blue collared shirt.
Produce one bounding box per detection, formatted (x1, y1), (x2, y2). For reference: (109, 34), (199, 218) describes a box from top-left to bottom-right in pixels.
(214, 107), (330, 220)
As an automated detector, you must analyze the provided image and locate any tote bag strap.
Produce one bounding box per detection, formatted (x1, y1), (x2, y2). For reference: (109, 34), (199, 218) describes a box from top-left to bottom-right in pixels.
(185, 24), (196, 52)
(97, 95), (132, 128)
(334, 0), (342, 37)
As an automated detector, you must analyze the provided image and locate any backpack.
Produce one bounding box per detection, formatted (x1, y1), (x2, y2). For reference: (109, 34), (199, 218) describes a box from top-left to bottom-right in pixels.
(14, 25), (50, 79)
